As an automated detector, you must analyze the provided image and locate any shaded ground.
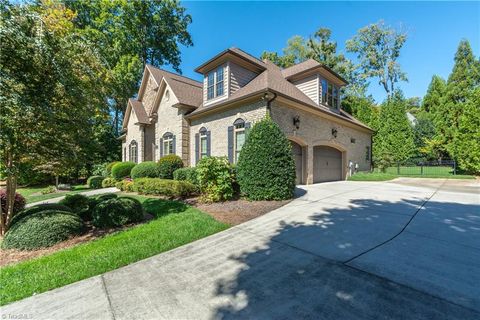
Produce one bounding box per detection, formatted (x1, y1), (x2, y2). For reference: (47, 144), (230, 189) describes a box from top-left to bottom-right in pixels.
(2, 179), (479, 319)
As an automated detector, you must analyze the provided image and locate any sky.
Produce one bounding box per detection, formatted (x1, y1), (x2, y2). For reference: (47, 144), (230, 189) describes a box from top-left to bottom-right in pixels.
(169, 1), (480, 103)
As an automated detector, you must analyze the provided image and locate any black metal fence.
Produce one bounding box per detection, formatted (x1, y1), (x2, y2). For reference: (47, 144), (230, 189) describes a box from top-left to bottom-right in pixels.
(373, 159), (457, 176)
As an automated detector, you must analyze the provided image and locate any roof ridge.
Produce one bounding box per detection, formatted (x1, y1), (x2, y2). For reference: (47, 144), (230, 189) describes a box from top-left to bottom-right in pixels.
(147, 64), (202, 85)
(230, 47), (265, 64)
(169, 77), (203, 88)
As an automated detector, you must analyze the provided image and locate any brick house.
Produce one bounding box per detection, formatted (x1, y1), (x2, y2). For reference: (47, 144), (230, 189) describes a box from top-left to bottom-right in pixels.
(120, 48), (373, 184)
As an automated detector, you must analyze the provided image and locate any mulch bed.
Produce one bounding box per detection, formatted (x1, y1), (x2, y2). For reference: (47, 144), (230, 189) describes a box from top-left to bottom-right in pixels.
(186, 197), (291, 225)
(0, 213), (154, 267)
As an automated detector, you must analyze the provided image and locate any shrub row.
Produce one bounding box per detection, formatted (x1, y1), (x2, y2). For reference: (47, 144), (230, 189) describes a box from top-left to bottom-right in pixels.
(173, 167), (198, 186)
(133, 178), (197, 198)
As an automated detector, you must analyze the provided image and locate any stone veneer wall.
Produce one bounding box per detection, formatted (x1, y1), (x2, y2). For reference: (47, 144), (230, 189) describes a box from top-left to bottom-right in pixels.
(270, 101), (372, 183)
(189, 100), (267, 165)
(123, 109), (144, 163)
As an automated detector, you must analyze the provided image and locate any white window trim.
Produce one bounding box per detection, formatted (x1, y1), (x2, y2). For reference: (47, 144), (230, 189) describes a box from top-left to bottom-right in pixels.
(163, 135), (173, 156)
(200, 131), (208, 159)
(233, 121), (246, 163)
(204, 65), (228, 106)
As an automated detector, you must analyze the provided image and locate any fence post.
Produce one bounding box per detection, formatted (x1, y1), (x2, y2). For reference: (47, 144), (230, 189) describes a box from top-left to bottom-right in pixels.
(397, 162), (400, 175)
(453, 160), (456, 175)
(421, 165), (423, 175)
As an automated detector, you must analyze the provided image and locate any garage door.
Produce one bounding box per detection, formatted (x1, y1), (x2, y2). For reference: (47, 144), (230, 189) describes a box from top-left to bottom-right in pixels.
(313, 146), (343, 183)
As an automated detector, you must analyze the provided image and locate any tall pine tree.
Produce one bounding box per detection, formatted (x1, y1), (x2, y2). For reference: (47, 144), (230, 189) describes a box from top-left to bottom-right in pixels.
(422, 75), (446, 114)
(440, 40), (480, 160)
(374, 91), (416, 164)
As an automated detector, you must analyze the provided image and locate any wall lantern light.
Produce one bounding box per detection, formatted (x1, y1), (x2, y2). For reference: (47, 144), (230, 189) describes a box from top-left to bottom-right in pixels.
(332, 128), (338, 138)
(293, 116), (300, 129)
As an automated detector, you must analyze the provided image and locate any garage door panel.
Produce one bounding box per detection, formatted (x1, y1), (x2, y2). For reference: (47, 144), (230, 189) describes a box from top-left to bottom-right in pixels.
(313, 146), (342, 183)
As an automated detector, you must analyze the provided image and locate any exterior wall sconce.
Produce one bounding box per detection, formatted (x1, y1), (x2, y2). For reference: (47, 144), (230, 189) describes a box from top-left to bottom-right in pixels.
(332, 128), (338, 138)
(293, 116), (300, 129)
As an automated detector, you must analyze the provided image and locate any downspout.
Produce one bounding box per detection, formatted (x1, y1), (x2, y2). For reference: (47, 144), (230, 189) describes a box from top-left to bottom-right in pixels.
(265, 91), (278, 116)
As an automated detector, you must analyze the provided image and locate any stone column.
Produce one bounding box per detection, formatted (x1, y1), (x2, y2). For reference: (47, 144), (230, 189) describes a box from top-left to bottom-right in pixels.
(306, 145), (314, 184)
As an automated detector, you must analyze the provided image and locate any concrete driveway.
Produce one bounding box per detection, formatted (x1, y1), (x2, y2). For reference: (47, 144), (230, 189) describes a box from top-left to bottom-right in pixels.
(2, 179), (479, 319)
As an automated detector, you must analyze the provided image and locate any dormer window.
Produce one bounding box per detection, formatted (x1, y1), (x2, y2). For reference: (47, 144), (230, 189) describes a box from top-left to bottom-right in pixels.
(207, 67), (224, 100)
(321, 79), (340, 109)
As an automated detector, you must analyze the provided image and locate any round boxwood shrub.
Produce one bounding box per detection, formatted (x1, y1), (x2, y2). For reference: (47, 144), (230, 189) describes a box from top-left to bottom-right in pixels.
(9, 203), (73, 228)
(59, 194), (90, 220)
(101, 177), (117, 188)
(131, 161), (160, 179)
(157, 155), (183, 179)
(2, 210), (85, 250)
(237, 116), (296, 200)
(196, 157), (235, 202)
(106, 161), (120, 176)
(173, 167), (198, 186)
(111, 162), (136, 180)
(87, 176), (105, 189)
(92, 197), (144, 228)
(96, 193), (118, 202)
(0, 189), (26, 215)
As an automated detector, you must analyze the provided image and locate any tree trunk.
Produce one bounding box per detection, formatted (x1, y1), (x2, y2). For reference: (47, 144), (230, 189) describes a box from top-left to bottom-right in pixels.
(55, 175), (59, 189)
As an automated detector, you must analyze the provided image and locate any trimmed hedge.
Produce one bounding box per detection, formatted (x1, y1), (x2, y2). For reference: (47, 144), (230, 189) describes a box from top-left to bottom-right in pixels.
(158, 155), (183, 179)
(2, 210), (85, 250)
(101, 177), (117, 188)
(173, 167), (198, 186)
(115, 179), (134, 192)
(9, 203), (73, 228)
(95, 193), (118, 202)
(133, 178), (197, 198)
(106, 161), (120, 176)
(0, 189), (26, 215)
(92, 197), (144, 228)
(87, 176), (104, 189)
(196, 157), (235, 202)
(111, 162), (136, 180)
(131, 161), (160, 179)
(237, 116), (296, 200)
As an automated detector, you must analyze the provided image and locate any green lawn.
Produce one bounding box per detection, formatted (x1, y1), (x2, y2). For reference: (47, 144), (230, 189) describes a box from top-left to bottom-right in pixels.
(17, 185), (90, 203)
(349, 169), (475, 181)
(0, 195), (229, 306)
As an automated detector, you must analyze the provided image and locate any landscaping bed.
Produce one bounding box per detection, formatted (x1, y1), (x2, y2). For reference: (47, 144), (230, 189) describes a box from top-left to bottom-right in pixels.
(0, 195), (228, 306)
(17, 185), (90, 203)
(188, 198), (291, 225)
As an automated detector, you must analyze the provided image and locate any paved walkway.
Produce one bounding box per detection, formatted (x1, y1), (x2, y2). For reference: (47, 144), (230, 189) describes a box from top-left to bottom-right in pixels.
(25, 187), (119, 208)
(2, 179), (479, 319)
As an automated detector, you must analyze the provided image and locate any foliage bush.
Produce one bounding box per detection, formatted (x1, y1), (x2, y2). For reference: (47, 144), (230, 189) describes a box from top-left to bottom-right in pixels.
(92, 162), (109, 177)
(196, 157), (235, 202)
(106, 161), (120, 176)
(173, 167), (198, 186)
(133, 178), (197, 198)
(60, 194), (90, 219)
(131, 161), (161, 179)
(157, 155), (183, 179)
(101, 177), (118, 188)
(87, 176), (105, 189)
(115, 179), (134, 192)
(0, 189), (26, 215)
(111, 162), (136, 180)
(8, 203), (73, 228)
(95, 193), (118, 202)
(237, 117), (296, 200)
(41, 186), (56, 194)
(2, 210), (85, 250)
(92, 197), (144, 228)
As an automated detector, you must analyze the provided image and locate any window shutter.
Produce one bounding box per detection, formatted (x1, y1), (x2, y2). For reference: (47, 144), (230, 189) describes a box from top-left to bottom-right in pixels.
(172, 135), (176, 155)
(206, 131), (211, 156)
(159, 138), (163, 158)
(227, 126), (234, 163)
(195, 133), (199, 164)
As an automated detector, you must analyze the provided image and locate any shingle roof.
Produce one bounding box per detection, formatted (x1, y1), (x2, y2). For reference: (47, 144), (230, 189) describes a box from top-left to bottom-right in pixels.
(194, 47), (266, 73)
(146, 65), (203, 108)
(129, 99), (150, 124)
(282, 59), (321, 79)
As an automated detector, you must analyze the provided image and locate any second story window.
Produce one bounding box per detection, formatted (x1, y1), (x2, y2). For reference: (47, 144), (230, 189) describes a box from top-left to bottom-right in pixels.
(207, 66), (225, 100)
(321, 79), (340, 109)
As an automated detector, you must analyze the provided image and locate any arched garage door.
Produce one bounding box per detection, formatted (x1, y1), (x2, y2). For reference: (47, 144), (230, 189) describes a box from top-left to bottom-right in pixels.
(313, 146), (343, 183)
